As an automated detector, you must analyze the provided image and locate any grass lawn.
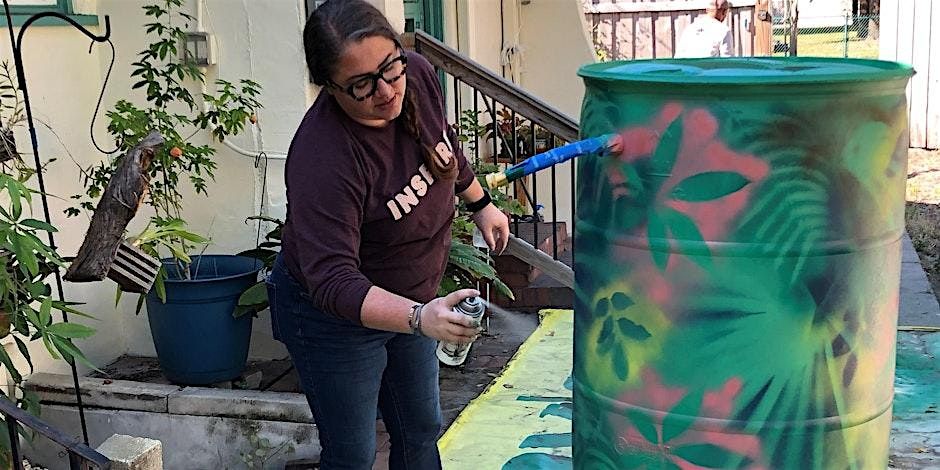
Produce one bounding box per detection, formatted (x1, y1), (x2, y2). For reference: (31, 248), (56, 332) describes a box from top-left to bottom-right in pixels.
(774, 29), (880, 59)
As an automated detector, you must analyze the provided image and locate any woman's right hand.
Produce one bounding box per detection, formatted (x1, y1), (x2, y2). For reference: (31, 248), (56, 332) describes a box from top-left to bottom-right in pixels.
(418, 289), (482, 343)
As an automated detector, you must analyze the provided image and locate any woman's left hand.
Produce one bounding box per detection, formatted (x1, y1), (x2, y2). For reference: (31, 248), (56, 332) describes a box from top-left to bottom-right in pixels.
(471, 204), (510, 255)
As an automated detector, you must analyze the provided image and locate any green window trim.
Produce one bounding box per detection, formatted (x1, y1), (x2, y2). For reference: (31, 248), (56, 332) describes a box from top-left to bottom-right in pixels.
(5, 0), (98, 27)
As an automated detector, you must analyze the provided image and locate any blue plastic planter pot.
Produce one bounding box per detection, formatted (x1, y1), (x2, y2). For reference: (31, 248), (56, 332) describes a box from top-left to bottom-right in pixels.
(145, 255), (263, 385)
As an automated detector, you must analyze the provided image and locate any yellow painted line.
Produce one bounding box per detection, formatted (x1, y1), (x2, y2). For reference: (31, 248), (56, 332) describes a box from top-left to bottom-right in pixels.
(439, 309), (574, 469)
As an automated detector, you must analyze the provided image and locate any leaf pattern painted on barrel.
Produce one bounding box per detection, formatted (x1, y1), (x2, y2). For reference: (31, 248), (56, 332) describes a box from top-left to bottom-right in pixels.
(575, 88), (908, 469)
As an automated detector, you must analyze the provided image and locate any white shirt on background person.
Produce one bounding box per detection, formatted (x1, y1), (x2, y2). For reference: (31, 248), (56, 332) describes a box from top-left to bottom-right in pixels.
(675, 15), (734, 58)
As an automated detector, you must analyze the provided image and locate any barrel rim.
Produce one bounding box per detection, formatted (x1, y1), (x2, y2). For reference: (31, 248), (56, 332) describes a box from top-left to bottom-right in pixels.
(578, 57), (915, 86)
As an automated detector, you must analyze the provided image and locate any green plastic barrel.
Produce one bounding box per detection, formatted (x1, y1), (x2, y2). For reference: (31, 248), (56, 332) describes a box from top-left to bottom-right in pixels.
(573, 58), (913, 469)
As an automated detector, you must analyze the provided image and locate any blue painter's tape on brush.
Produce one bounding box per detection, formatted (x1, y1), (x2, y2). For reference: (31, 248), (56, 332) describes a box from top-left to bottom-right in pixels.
(484, 134), (622, 189)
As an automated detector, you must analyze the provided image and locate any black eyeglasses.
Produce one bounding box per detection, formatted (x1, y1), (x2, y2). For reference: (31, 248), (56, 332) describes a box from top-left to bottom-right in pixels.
(330, 50), (408, 101)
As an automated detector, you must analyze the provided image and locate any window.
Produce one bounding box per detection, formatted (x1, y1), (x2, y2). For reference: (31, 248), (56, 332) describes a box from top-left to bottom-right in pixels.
(7, 0), (67, 14)
(5, 0), (97, 26)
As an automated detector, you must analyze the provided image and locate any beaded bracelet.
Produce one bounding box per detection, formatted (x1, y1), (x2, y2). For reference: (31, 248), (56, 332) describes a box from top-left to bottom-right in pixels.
(409, 303), (425, 336)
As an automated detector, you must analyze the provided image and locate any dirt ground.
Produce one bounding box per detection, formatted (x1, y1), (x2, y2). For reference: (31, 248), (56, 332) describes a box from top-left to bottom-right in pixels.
(906, 149), (940, 302)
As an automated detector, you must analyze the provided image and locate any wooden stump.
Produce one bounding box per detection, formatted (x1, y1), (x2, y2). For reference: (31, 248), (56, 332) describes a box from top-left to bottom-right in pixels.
(65, 132), (164, 292)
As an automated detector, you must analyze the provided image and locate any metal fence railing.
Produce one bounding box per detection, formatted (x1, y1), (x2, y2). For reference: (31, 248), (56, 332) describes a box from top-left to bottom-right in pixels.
(409, 31), (579, 264)
(0, 397), (111, 470)
(773, 14), (881, 59)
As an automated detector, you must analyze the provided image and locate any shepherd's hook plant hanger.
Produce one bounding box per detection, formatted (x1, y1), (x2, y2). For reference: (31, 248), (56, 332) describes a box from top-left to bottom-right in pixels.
(2, 0), (112, 445)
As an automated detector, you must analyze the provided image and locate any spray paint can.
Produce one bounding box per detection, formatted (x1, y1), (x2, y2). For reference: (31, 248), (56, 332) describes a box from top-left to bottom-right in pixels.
(436, 296), (486, 367)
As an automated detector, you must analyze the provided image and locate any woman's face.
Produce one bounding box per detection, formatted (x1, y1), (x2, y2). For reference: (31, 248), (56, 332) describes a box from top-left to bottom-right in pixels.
(329, 36), (407, 127)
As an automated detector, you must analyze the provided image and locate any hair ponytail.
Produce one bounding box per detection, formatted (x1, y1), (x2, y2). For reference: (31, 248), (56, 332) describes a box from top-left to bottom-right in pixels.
(401, 81), (457, 181)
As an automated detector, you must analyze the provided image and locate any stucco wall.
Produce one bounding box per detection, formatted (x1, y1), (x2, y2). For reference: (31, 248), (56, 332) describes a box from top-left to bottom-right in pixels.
(518, 0), (594, 226)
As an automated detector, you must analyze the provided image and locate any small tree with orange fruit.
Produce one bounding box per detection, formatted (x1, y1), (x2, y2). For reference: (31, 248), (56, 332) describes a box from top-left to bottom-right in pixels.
(69, 0), (261, 299)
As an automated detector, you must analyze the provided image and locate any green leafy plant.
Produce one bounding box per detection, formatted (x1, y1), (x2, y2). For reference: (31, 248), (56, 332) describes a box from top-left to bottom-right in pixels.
(0, 61), (24, 168)
(442, 110), (528, 299)
(68, 0), (262, 292)
(235, 216), (282, 318)
(115, 216), (210, 313)
(0, 56), (97, 467)
(440, 161), (522, 300)
(0, 60), (61, 182)
(238, 422), (295, 469)
(455, 109), (553, 164)
(0, 173), (97, 467)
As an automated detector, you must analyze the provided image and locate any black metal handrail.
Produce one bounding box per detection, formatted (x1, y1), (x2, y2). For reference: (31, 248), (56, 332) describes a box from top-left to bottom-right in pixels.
(407, 31), (580, 267)
(0, 397), (110, 470)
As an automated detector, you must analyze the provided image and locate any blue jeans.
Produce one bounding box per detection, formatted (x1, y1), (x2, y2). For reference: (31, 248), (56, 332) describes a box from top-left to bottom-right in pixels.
(267, 254), (443, 470)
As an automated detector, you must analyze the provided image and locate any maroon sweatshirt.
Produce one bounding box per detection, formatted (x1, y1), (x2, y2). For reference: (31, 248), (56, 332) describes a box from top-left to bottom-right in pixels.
(281, 51), (475, 325)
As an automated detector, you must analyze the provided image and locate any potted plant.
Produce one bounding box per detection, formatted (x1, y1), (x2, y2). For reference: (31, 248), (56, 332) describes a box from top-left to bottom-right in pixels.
(70, 0), (263, 385)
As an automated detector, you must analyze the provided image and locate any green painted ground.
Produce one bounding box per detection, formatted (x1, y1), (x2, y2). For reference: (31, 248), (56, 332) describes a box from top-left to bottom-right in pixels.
(891, 331), (940, 468)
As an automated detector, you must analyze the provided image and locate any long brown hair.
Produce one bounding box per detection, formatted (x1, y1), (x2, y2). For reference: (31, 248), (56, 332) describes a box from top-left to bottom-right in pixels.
(304, 0), (457, 180)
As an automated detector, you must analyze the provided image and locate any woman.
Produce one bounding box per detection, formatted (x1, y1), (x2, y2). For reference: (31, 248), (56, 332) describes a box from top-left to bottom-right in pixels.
(267, 1), (510, 468)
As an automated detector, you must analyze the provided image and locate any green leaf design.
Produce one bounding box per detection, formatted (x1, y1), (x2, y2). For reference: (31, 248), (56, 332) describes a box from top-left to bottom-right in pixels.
(612, 347), (629, 380)
(651, 118), (683, 176)
(625, 409), (659, 445)
(672, 443), (740, 468)
(617, 318), (651, 341)
(622, 163), (645, 195)
(610, 293), (634, 310)
(539, 403), (573, 420)
(663, 209), (712, 269)
(598, 317), (614, 345)
(669, 171), (749, 202)
(647, 216), (669, 271)
(661, 390), (703, 443)
(663, 208), (705, 243)
(663, 460), (683, 470)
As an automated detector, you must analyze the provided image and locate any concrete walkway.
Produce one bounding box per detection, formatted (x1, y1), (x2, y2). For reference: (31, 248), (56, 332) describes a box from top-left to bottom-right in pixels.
(891, 232), (940, 468)
(900, 233), (940, 327)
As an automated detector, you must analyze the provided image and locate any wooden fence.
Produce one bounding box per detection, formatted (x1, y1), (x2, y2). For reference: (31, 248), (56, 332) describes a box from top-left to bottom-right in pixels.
(584, 0), (772, 60)
(879, 0), (939, 149)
